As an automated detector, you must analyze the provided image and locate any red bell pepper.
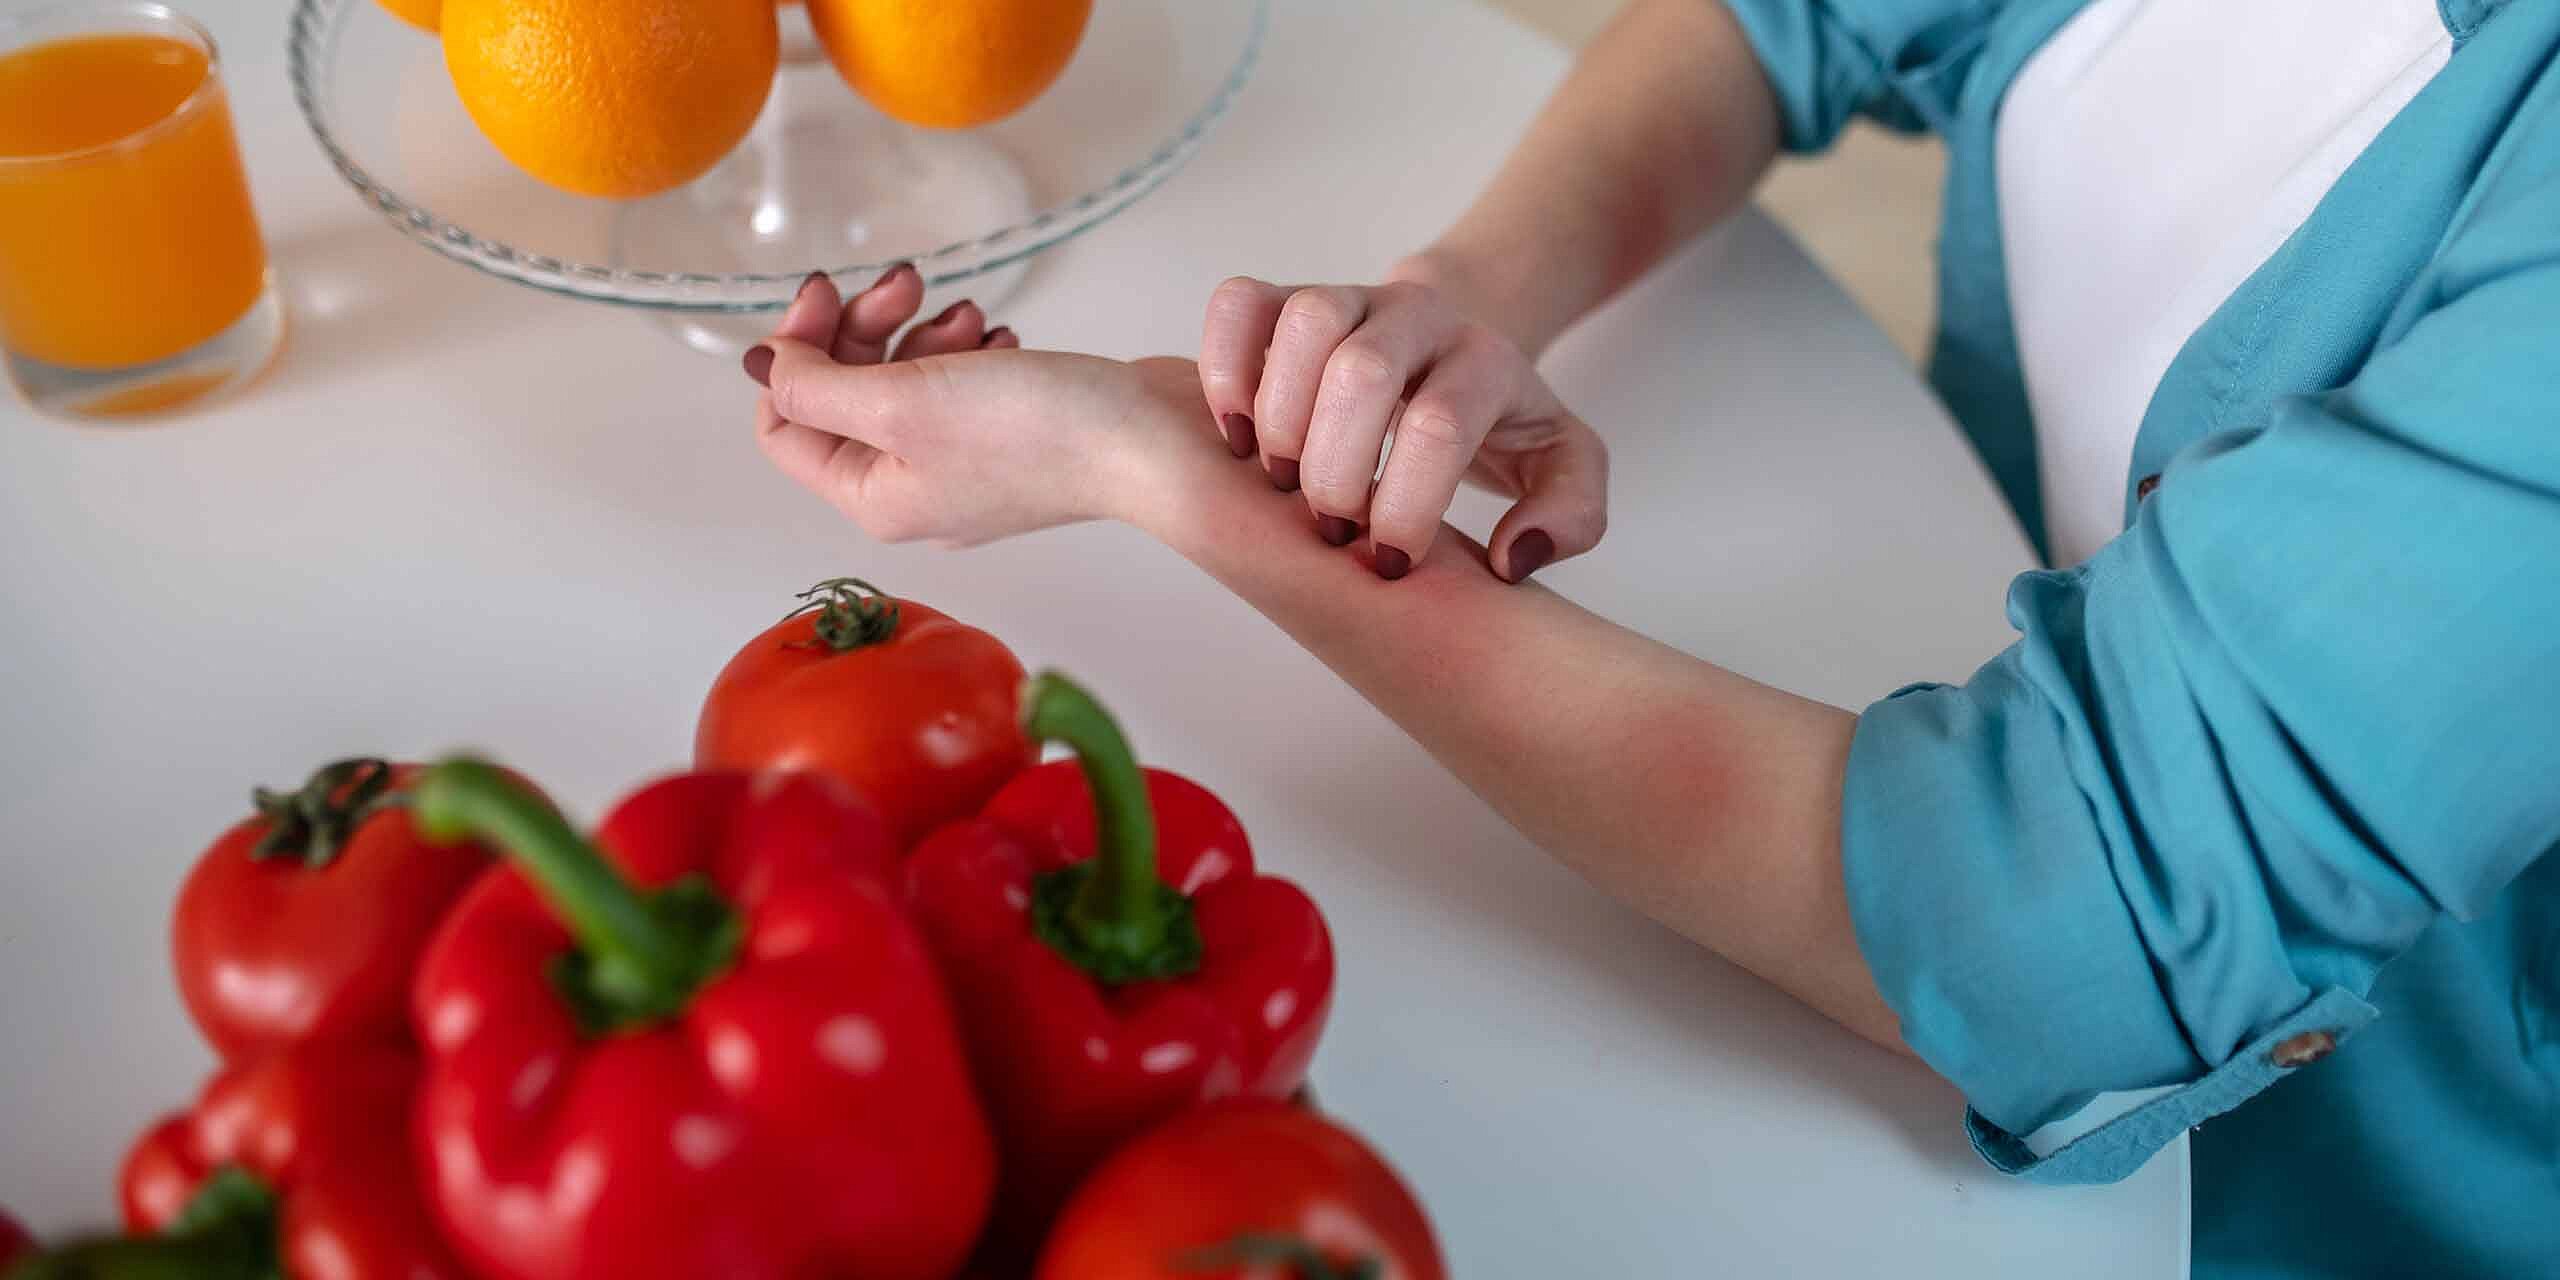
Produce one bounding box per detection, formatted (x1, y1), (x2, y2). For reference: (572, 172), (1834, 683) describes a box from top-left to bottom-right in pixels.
(408, 764), (995, 1280)
(7, 1041), (469, 1280)
(904, 672), (1335, 1251)
(0, 1207), (32, 1271)
(697, 577), (1037, 847)
(173, 758), (503, 1060)
(1038, 1100), (1447, 1280)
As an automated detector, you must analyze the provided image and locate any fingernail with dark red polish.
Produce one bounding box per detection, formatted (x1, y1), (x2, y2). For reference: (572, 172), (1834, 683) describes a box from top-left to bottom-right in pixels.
(981, 326), (1015, 348)
(873, 261), (917, 292)
(1373, 545), (1411, 580)
(1267, 456), (1301, 492)
(742, 344), (774, 387)
(797, 271), (829, 301)
(1507, 528), (1554, 582)
(1317, 515), (1358, 547)
(929, 301), (970, 327)
(1220, 413), (1256, 458)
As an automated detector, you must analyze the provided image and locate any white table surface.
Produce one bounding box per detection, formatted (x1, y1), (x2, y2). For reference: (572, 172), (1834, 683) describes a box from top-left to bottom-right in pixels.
(0, 0), (2188, 1273)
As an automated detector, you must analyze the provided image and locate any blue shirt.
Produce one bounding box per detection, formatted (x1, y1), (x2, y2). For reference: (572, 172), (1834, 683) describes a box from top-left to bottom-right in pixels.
(1719, 0), (2560, 1272)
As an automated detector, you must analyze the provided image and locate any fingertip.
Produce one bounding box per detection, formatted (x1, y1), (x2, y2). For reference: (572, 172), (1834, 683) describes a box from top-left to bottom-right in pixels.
(867, 261), (919, 295)
(981, 326), (1019, 349)
(1504, 527), (1554, 583)
(1373, 544), (1412, 581)
(841, 266), (930, 356)
(894, 300), (989, 360)
(1220, 412), (1256, 458)
(757, 337), (832, 414)
(774, 272), (843, 346)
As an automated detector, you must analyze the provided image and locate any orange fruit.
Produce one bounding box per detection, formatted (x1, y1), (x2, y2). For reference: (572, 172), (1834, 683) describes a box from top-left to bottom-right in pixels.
(807, 0), (1092, 129)
(441, 0), (778, 199)
(374, 0), (439, 33)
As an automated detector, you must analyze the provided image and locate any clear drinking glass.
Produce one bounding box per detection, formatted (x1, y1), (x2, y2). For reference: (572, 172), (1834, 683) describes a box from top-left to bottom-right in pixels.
(0, 2), (284, 419)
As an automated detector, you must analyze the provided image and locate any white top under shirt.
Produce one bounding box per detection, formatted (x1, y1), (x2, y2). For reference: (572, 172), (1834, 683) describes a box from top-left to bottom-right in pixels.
(1996, 0), (2453, 567)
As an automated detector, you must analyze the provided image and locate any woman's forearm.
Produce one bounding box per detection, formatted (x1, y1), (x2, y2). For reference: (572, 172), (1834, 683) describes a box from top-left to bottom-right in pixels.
(1397, 0), (1783, 355)
(1137, 437), (1906, 1053)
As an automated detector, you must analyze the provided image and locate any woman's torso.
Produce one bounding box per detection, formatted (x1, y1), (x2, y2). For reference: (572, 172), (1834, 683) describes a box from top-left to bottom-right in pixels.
(1973, 0), (2558, 1272)
(1997, 0), (2451, 567)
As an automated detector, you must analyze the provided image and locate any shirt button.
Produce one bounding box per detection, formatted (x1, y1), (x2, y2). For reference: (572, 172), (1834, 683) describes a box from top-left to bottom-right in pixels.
(2270, 1030), (2337, 1068)
(2136, 473), (2162, 500)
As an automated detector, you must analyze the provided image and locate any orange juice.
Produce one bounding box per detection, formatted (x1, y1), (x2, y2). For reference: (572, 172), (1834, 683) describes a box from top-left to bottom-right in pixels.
(0, 30), (267, 370)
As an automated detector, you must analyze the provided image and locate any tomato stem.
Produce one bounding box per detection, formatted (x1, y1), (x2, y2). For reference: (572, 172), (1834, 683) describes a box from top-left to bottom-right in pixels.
(1181, 1233), (1384, 1280)
(783, 577), (903, 652)
(1023, 672), (1203, 985)
(412, 760), (740, 1035)
(248, 757), (399, 869)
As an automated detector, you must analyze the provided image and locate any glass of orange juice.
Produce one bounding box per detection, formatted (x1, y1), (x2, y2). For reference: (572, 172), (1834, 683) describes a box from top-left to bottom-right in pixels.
(0, 2), (282, 420)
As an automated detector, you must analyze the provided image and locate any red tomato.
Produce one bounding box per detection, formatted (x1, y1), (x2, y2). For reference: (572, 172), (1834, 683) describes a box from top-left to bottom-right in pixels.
(1037, 1101), (1446, 1280)
(696, 579), (1036, 847)
(173, 759), (509, 1060)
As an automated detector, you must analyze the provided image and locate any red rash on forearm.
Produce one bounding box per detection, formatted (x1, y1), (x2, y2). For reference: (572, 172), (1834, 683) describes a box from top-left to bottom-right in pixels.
(1143, 443), (1907, 1054)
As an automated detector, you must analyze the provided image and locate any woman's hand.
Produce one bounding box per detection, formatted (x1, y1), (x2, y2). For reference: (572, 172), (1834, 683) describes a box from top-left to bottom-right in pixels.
(743, 267), (1213, 547)
(1197, 277), (1609, 582)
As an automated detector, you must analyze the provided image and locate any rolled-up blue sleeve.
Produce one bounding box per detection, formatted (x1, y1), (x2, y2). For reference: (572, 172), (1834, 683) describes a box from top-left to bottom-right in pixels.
(1843, 161), (2560, 1184)
(1720, 0), (2001, 151)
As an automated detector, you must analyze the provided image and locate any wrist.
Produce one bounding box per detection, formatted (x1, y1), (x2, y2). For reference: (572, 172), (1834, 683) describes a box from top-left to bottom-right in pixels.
(1388, 242), (1562, 357)
(1100, 357), (1239, 544)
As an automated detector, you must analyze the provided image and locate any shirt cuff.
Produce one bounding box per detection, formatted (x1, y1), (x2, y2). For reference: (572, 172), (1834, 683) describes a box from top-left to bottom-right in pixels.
(1964, 987), (2377, 1184)
(1841, 670), (2376, 1182)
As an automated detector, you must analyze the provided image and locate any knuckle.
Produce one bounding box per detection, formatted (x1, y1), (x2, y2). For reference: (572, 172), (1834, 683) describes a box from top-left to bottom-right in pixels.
(1574, 488), (1611, 544)
(1586, 428), (1610, 466)
(1279, 289), (1355, 339)
(1208, 276), (1269, 320)
(1451, 321), (1513, 364)
(1328, 342), (1399, 396)
(1396, 407), (1472, 454)
(1374, 279), (1433, 311)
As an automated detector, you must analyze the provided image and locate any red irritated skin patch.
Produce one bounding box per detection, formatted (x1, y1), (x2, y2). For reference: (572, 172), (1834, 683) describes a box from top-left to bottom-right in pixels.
(1150, 451), (1888, 1046)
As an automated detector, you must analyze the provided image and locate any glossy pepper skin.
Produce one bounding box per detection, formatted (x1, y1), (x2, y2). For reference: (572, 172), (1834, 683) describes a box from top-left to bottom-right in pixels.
(697, 578), (1037, 847)
(10, 1042), (469, 1280)
(905, 672), (1335, 1251)
(409, 765), (996, 1280)
(174, 759), (502, 1060)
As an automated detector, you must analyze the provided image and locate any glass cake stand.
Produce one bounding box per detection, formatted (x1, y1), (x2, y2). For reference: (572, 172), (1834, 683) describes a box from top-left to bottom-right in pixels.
(288, 0), (1267, 353)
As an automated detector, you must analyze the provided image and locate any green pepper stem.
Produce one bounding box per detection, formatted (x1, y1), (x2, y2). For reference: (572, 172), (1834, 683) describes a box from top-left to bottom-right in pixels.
(6, 1169), (276, 1280)
(412, 760), (738, 1033)
(3, 1230), (270, 1280)
(1023, 673), (1161, 925)
(1022, 672), (1204, 985)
